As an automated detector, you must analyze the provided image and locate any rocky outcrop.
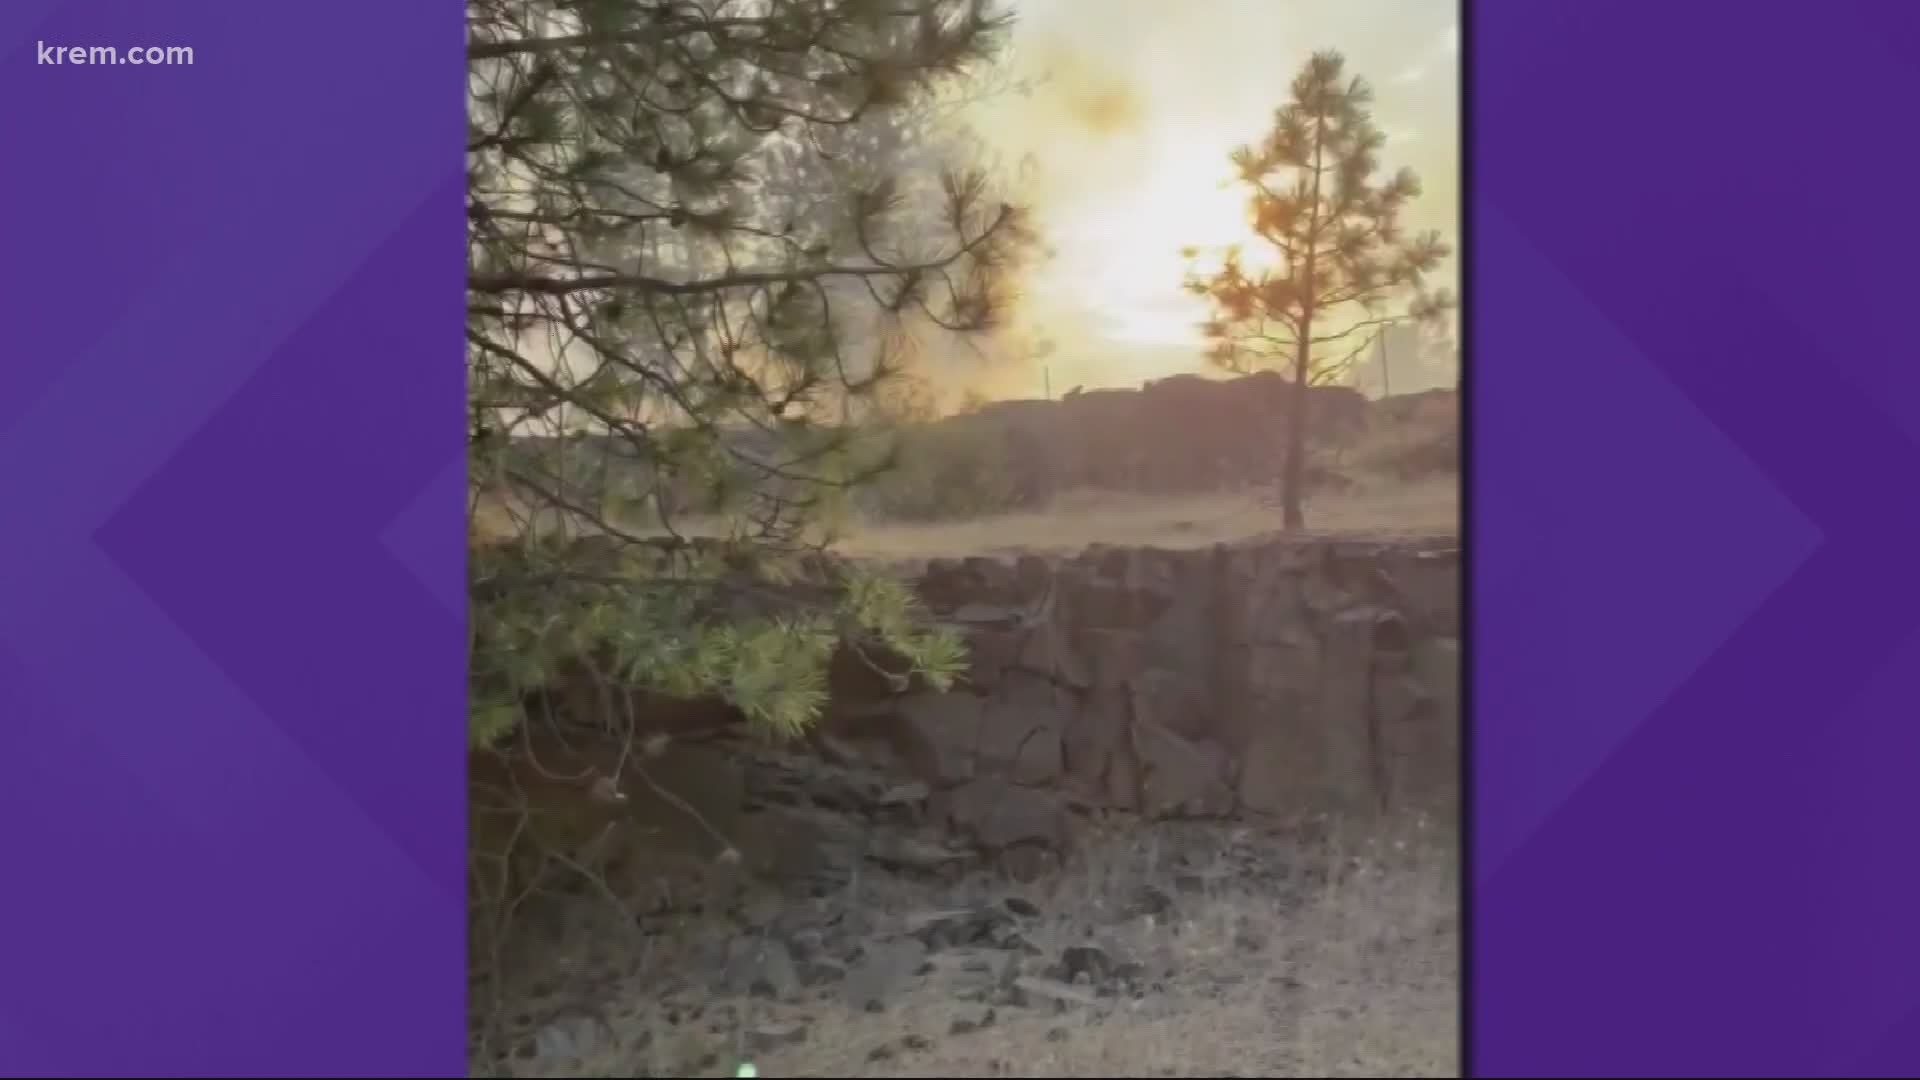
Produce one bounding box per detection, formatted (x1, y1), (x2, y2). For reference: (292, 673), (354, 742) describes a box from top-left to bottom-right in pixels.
(825, 536), (1460, 855)
(490, 534), (1459, 891)
(950, 372), (1371, 500)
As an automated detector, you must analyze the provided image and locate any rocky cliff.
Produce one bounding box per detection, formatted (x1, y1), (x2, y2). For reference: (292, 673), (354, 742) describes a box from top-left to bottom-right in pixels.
(481, 533), (1459, 901)
(818, 537), (1459, 864)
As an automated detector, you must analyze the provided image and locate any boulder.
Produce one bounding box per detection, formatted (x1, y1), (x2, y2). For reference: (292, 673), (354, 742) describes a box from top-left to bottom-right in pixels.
(892, 693), (983, 786)
(1132, 721), (1235, 819)
(934, 779), (1070, 852)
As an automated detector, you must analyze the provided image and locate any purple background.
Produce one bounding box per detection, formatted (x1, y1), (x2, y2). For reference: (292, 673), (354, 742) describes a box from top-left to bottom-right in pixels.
(0, 0), (465, 1075)
(1473, 1), (1920, 1076)
(6, 0), (1920, 1075)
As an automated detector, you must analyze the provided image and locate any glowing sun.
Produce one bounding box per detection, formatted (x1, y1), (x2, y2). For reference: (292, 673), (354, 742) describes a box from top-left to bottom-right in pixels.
(1037, 148), (1277, 348)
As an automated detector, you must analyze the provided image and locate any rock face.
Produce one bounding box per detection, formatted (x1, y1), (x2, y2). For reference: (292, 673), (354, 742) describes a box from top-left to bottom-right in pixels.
(489, 534), (1459, 890)
(829, 536), (1460, 849)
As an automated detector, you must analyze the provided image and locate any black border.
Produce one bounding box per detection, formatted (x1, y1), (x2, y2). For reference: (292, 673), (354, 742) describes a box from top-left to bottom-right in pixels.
(1457, 0), (1477, 1073)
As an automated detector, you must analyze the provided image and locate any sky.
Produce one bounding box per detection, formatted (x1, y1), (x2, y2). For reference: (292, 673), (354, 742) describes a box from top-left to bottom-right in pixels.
(959, 0), (1461, 397)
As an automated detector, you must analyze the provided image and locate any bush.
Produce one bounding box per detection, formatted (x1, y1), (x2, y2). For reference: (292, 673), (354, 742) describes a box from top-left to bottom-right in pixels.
(467, 535), (966, 750)
(861, 416), (1035, 521)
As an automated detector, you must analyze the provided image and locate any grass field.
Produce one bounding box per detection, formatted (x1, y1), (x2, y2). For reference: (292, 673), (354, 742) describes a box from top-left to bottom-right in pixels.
(828, 477), (1459, 561)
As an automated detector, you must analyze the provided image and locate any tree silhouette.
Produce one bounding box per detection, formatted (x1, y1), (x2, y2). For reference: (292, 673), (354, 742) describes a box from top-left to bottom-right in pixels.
(465, 0), (1034, 748)
(1185, 50), (1453, 530)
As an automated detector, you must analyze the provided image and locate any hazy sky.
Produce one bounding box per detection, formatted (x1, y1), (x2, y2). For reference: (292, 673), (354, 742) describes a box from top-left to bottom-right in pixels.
(963, 0), (1460, 395)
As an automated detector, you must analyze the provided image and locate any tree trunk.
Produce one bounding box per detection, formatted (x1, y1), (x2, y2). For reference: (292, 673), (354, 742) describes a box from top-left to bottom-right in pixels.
(1280, 322), (1312, 532)
(1281, 112), (1326, 533)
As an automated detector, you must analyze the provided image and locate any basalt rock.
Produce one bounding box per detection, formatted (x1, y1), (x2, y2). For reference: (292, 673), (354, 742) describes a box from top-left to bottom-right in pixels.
(886, 535), (1459, 828)
(518, 535), (1458, 875)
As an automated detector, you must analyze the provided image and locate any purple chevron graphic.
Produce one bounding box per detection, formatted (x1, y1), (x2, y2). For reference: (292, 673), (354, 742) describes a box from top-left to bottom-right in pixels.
(1475, 1), (1920, 1074)
(0, 0), (464, 1075)
(384, 454), (470, 619)
(1471, 207), (1819, 877)
(95, 189), (465, 883)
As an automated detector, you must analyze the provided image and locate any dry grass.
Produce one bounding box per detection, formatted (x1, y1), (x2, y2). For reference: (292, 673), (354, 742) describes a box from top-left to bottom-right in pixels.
(480, 817), (1459, 1079)
(472, 398), (1460, 558)
(472, 478), (1458, 562)
(829, 478), (1458, 562)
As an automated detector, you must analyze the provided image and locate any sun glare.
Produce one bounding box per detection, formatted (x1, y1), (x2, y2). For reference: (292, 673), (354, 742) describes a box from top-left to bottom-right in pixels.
(1037, 148), (1278, 348)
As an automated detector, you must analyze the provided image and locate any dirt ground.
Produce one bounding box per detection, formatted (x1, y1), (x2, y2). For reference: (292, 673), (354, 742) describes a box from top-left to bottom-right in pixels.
(472, 814), (1458, 1079)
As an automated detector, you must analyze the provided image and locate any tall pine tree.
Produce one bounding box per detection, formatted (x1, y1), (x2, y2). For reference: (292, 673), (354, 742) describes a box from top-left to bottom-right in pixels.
(1187, 50), (1452, 530)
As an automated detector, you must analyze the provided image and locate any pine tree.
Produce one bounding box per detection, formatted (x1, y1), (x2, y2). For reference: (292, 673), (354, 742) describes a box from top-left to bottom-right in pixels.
(1186, 50), (1453, 531)
(465, 0), (1033, 748)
